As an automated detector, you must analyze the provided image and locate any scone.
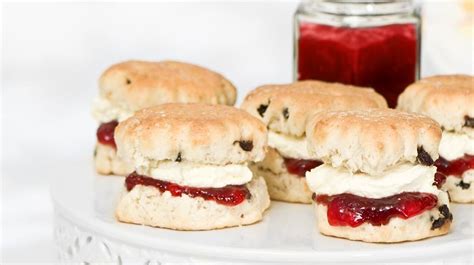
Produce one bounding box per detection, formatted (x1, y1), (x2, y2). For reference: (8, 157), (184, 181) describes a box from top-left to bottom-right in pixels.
(241, 81), (387, 203)
(305, 109), (452, 243)
(398, 75), (474, 203)
(114, 103), (270, 230)
(92, 60), (237, 175)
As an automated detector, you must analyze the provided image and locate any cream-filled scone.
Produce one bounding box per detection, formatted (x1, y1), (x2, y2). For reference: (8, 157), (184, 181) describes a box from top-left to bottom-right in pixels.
(305, 109), (452, 243)
(241, 81), (387, 203)
(398, 75), (474, 203)
(114, 103), (270, 230)
(92, 60), (237, 175)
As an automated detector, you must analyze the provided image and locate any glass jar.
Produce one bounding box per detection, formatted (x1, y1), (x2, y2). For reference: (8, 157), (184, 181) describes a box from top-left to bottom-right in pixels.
(294, 0), (421, 107)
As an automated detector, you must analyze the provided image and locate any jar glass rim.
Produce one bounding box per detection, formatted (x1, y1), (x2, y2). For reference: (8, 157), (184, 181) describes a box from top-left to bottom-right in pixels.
(301, 0), (415, 16)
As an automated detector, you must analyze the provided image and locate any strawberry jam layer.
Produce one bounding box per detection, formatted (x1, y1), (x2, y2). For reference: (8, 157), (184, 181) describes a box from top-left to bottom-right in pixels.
(435, 154), (474, 178)
(125, 172), (250, 206)
(433, 172), (447, 189)
(283, 158), (323, 177)
(97, 120), (118, 148)
(314, 192), (438, 227)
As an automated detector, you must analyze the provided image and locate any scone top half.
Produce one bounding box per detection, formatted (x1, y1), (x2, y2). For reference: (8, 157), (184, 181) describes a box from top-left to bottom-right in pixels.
(398, 74), (474, 203)
(93, 60), (237, 123)
(115, 103), (267, 187)
(306, 108), (442, 175)
(241, 80), (387, 161)
(398, 75), (474, 136)
(305, 109), (451, 242)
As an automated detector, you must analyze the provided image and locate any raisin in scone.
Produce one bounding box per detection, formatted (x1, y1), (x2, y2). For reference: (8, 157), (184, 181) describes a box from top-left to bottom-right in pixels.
(305, 109), (452, 243)
(114, 103), (270, 230)
(241, 81), (387, 203)
(398, 75), (474, 203)
(91, 60), (237, 175)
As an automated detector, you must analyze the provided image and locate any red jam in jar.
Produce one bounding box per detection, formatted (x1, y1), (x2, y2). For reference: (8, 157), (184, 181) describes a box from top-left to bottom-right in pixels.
(125, 172), (250, 206)
(97, 120), (118, 148)
(314, 192), (437, 227)
(283, 158), (322, 177)
(294, 0), (420, 108)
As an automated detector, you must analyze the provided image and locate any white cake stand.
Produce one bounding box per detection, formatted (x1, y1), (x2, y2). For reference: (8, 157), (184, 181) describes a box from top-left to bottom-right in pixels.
(51, 158), (474, 264)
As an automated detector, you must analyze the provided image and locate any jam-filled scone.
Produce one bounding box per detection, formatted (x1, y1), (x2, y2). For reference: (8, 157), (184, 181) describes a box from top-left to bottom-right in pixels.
(114, 103), (270, 230)
(398, 75), (474, 203)
(241, 81), (387, 203)
(305, 109), (452, 243)
(92, 60), (237, 175)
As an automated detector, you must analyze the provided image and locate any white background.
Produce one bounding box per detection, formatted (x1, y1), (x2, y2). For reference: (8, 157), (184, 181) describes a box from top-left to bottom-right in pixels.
(2, 1), (473, 263)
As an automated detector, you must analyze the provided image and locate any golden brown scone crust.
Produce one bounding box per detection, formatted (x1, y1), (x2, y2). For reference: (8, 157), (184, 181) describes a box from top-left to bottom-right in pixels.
(315, 202), (451, 243)
(398, 75), (474, 135)
(99, 60), (237, 111)
(115, 103), (267, 167)
(241, 80), (387, 137)
(306, 109), (442, 175)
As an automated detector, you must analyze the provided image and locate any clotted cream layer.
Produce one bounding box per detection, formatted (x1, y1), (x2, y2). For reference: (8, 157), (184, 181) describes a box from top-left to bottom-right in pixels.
(92, 97), (133, 123)
(439, 131), (474, 161)
(306, 163), (439, 198)
(268, 131), (312, 159)
(136, 161), (253, 188)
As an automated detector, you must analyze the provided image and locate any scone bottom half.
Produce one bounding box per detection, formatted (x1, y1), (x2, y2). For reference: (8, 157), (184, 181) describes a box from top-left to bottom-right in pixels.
(434, 154), (474, 204)
(250, 147), (322, 204)
(305, 109), (452, 242)
(113, 103), (271, 230)
(115, 168), (271, 230)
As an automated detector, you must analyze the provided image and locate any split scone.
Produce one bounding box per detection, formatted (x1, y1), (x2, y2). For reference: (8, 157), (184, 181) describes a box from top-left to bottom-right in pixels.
(305, 109), (452, 243)
(92, 60), (237, 175)
(114, 103), (270, 230)
(241, 81), (387, 203)
(398, 75), (474, 203)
